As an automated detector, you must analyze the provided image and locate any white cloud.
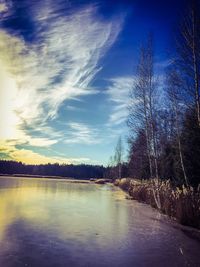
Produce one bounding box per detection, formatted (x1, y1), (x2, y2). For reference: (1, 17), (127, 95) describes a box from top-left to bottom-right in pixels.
(0, 0), (11, 16)
(64, 122), (101, 145)
(107, 76), (133, 125)
(26, 137), (57, 147)
(0, 2), (7, 12)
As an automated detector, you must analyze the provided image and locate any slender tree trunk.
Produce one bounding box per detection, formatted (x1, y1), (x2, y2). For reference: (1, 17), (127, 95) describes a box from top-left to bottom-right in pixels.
(147, 37), (161, 210)
(118, 163), (121, 179)
(140, 47), (153, 179)
(173, 96), (189, 186)
(149, 91), (159, 179)
(191, 7), (200, 127)
(149, 95), (161, 209)
(143, 93), (153, 178)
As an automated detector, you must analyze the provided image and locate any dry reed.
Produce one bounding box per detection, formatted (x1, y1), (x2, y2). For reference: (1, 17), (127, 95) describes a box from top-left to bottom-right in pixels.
(114, 178), (200, 229)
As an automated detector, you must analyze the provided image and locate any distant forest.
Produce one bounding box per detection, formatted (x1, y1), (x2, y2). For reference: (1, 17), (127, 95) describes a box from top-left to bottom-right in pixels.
(0, 160), (105, 179)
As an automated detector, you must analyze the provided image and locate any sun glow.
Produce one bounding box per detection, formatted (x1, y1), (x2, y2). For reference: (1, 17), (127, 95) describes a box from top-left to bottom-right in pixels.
(0, 62), (20, 140)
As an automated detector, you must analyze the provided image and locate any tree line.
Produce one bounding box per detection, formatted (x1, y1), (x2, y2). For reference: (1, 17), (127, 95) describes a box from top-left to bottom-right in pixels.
(0, 160), (105, 179)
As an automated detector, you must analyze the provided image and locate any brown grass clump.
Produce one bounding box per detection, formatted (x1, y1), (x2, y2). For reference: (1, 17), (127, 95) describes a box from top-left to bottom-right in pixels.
(115, 178), (200, 229)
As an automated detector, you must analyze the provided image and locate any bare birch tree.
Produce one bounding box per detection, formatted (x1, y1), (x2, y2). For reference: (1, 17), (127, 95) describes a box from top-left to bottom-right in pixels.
(166, 69), (189, 186)
(114, 137), (123, 179)
(128, 46), (153, 179)
(145, 36), (159, 180)
(128, 35), (161, 209)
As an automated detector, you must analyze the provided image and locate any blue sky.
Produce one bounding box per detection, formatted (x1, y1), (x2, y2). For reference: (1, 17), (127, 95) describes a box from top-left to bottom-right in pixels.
(0, 0), (185, 165)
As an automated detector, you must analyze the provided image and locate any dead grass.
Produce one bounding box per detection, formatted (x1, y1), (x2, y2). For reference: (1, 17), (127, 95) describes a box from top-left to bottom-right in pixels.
(115, 178), (200, 229)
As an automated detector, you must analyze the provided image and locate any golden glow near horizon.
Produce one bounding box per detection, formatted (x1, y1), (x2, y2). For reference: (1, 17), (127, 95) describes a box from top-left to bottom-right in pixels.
(0, 58), (63, 164)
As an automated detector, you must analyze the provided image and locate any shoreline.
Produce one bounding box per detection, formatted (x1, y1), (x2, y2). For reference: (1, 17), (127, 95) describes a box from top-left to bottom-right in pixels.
(114, 178), (200, 231)
(0, 174), (90, 183)
(0, 174), (112, 184)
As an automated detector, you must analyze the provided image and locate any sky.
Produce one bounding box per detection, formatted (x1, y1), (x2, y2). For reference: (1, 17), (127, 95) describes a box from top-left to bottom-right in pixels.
(0, 0), (185, 165)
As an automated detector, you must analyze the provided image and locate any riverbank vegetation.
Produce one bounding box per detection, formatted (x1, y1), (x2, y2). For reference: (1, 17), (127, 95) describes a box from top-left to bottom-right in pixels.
(114, 178), (200, 229)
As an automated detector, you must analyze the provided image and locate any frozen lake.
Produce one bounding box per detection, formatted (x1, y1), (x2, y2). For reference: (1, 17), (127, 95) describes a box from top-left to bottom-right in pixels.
(0, 176), (199, 267)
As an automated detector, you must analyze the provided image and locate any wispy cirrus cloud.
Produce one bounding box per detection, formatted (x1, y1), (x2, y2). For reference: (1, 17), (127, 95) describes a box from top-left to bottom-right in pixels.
(106, 76), (133, 125)
(1, 4), (123, 124)
(106, 72), (166, 129)
(64, 122), (101, 145)
(0, 2), (124, 163)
